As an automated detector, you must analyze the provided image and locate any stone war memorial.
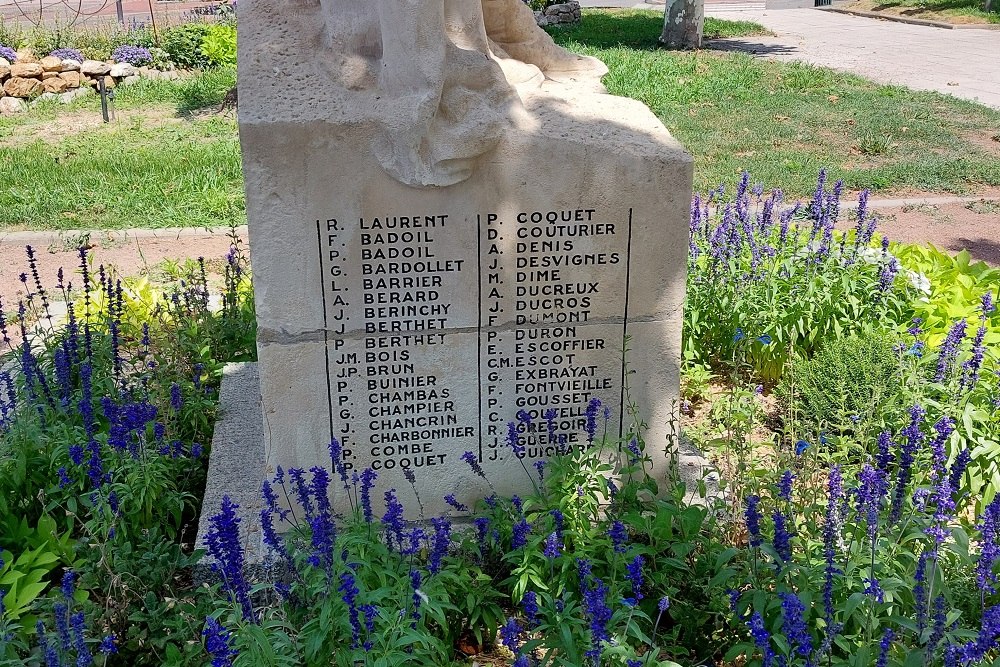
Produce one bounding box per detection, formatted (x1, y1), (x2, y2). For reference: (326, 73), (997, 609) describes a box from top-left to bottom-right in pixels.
(219, 0), (693, 525)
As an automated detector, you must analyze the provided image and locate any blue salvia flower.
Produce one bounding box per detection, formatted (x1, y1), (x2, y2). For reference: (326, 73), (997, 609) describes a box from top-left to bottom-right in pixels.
(823, 466), (845, 627)
(522, 591), (539, 627)
(204, 496), (255, 622)
(37, 621), (60, 667)
(952, 604), (1000, 663)
(203, 616), (238, 667)
(856, 464), (884, 543)
(381, 489), (406, 551)
(977, 496), (1000, 593)
(950, 448), (971, 494)
(747, 612), (775, 667)
(585, 397), (602, 444)
(61, 570), (76, 600)
(339, 572), (362, 648)
(474, 517), (491, 552)
(608, 520), (628, 553)
(551, 509), (565, 538)
(891, 405), (926, 524)
(409, 570), (423, 621)
(428, 517), (451, 574)
(461, 451), (487, 479)
(98, 634), (117, 654)
(511, 495), (523, 514)
(772, 511), (793, 565)
(54, 601), (71, 649)
(876, 431), (895, 473)
(533, 459), (546, 481)
(170, 383), (183, 412)
(914, 551), (930, 635)
(310, 466), (333, 516)
(543, 531), (561, 559)
(260, 507), (285, 560)
(516, 409), (531, 426)
(928, 595), (948, 653)
(960, 324), (988, 392)
(878, 257), (900, 293)
(506, 421), (525, 457)
(777, 471), (794, 502)
(876, 628), (894, 667)
(70, 611), (92, 666)
(512, 517), (532, 550)
(582, 576), (612, 660)
(443, 493), (468, 512)
(935, 319), (968, 383)
(329, 438), (350, 491)
(500, 616), (522, 652)
(863, 577), (885, 603)
(359, 468), (377, 523)
(626, 555), (645, 601)
(287, 468), (313, 518)
(779, 592), (814, 659)
(544, 408), (557, 441)
(745, 495), (763, 548)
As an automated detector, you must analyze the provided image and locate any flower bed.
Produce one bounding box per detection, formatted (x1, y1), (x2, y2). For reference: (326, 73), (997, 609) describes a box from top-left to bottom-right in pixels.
(0, 172), (999, 666)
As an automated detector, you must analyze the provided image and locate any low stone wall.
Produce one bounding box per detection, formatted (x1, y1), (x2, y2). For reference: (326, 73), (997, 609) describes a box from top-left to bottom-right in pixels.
(534, 1), (582, 27)
(0, 53), (180, 114)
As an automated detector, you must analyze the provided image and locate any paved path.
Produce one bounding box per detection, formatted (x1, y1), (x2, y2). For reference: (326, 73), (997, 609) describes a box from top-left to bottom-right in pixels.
(706, 8), (1000, 109)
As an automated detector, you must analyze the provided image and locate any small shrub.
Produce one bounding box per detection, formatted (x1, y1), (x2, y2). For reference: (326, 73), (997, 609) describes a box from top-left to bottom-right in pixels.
(160, 22), (213, 69)
(112, 45), (152, 66)
(775, 328), (905, 436)
(199, 24), (236, 67)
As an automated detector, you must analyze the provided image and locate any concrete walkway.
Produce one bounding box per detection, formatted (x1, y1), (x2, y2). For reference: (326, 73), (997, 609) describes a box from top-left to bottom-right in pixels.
(706, 8), (1000, 109)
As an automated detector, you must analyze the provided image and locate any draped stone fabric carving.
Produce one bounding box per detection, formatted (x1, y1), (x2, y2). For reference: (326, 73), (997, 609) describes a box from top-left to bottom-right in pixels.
(313, 0), (606, 187)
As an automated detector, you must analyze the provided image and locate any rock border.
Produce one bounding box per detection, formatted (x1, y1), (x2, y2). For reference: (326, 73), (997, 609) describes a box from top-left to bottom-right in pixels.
(534, 1), (583, 27)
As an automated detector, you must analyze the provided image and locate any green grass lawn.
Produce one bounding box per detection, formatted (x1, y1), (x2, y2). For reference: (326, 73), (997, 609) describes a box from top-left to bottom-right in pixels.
(1, 15), (999, 231)
(0, 70), (244, 231)
(554, 10), (1000, 196)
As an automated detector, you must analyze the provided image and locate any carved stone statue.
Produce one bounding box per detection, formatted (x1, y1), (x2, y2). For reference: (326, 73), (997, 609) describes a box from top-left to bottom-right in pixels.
(313, 0), (607, 187)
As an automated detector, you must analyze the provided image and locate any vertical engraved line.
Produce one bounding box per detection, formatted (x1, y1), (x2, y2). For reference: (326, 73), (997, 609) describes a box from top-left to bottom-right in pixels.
(618, 208), (634, 441)
(477, 213), (484, 463)
(317, 219), (335, 447)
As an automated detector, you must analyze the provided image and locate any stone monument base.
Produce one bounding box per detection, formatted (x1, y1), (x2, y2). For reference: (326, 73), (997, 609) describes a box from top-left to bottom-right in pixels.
(193, 362), (266, 579)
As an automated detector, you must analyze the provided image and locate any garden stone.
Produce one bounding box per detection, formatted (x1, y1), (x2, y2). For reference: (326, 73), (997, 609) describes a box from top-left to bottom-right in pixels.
(15, 50), (39, 63)
(110, 63), (136, 78)
(41, 71), (59, 80)
(80, 60), (111, 76)
(0, 96), (26, 114)
(161, 70), (180, 81)
(58, 87), (92, 104)
(10, 62), (43, 78)
(60, 59), (80, 72)
(58, 71), (82, 88)
(30, 91), (59, 106)
(119, 75), (140, 87)
(39, 56), (62, 72)
(3, 76), (42, 98)
(0, 60), (9, 81)
(238, 0), (693, 519)
(42, 77), (70, 94)
(101, 75), (116, 89)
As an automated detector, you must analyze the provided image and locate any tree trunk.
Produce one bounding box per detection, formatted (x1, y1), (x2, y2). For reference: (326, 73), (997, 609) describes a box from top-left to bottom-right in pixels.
(660, 0), (705, 49)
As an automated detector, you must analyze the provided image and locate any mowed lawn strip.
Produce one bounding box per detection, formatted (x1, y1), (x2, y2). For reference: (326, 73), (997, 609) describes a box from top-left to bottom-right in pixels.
(0, 70), (243, 232)
(553, 10), (1000, 196)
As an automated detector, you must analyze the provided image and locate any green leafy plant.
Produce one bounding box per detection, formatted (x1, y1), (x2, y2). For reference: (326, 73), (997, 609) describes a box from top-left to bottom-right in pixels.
(160, 22), (213, 69)
(776, 328), (906, 437)
(199, 24), (236, 68)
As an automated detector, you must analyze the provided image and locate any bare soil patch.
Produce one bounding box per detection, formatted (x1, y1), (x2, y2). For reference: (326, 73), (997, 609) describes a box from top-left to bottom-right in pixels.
(842, 0), (997, 24)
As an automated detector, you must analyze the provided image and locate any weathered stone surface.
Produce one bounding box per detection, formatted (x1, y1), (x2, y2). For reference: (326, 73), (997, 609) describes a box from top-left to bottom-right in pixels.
(100, 75), (116, 90)
(59, 87), (92, 103)
(0, 60), (9, 81)
(109, 62), (136, 78)
(30, 91), (59, 106)
(0, 96), (27, 114)
(41, 71), (59, 80)
(660, 0), (704, 49)
(42, 76), (70, 93)
(80, 60), (111, 76)
(3, 76), (42, 98)
(58, 71), (82, 88)
(239, 0), (692, 518)
(60, 59), (81, 72)
(10, 62), (43, 78)
(15, 50), (39, 64)
(39, 56), (63, 72)
(119, 74), (140, 87)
